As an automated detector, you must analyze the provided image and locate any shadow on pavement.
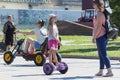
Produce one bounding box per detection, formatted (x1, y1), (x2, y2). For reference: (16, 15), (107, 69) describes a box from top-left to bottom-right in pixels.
(13, 74), (45, 77)
(50, 76), (94, 80)
(13, 73), (60, 77)
(11, 64), (37, 67)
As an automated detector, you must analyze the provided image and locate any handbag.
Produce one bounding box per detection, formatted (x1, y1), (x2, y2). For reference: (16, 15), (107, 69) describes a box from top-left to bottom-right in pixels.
(107, 28), (119, 40)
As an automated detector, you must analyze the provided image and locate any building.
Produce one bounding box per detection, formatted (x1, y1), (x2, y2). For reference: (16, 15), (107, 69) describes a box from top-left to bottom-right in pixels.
(0, 0), (82, 10)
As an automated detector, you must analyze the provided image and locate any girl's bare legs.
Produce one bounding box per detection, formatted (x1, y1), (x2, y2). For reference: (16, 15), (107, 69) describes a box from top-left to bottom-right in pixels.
(49, 49), (58, 64)
(49, 50), (53, 63)
(30, 47), (34, 54)
(24, 38), (34, 53)
(52, 50), (59, 65)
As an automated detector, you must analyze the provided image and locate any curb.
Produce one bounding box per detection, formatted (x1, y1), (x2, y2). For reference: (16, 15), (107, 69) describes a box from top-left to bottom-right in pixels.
(0, 53), (120, 60)
(62, 55), (120, 60)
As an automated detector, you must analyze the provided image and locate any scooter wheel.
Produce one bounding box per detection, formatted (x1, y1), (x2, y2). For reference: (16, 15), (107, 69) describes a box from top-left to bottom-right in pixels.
(43, 63), (54, 75)
(34, 52), (46, 66)
(59, 62), (68, 74)
(4, 51), (14, 65)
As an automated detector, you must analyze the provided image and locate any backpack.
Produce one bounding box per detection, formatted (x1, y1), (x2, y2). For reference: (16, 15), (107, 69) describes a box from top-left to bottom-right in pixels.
(101, 0), (119, 40)
(102, 14), (119, 40)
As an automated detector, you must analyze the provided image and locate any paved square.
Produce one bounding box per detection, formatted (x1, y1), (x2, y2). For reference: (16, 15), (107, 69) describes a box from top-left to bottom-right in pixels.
(0, 55), (120, 80)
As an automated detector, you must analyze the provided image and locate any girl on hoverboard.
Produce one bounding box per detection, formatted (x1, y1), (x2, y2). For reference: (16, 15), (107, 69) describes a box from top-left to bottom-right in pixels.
(43, 14), (68, 75)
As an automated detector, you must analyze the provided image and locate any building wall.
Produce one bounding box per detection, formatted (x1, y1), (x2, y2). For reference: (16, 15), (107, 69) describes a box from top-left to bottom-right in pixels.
(0, 9), (82, 24)
(0, 0), (82, 10)
(0, 0), (82, 5)
(0, 2), (28, 9)
(61, 0), (82, 6)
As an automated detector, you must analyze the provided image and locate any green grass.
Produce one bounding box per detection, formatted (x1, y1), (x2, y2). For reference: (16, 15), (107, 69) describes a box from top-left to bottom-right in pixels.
(59, 35), (120, 57)
(61, 35), (92, 44)
(61, 35), (120, 44)
(59, 44), (120, 57)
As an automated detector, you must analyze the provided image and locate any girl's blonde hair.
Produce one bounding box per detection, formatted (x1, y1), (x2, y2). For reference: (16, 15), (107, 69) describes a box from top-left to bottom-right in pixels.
(93, 0), (105, 12)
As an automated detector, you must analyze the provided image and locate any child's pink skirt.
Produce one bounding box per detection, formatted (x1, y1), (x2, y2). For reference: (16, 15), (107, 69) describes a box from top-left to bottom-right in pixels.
(48, 40), (58, 50)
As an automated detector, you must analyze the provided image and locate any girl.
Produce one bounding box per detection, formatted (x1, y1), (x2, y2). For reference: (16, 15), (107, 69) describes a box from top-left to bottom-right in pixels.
(93, 0), (113, 77)
(48, 14), (62, 65)
(18, 20), (47, 54)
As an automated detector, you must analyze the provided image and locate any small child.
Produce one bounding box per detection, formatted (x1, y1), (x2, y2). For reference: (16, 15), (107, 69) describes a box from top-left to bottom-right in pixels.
(47, 14), (62, 66)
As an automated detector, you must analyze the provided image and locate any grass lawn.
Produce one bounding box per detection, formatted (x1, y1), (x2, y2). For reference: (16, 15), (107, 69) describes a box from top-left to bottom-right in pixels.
(59, 35), (120, 57)
(0, 30), (120, 57)
(59, 43), (120, 57)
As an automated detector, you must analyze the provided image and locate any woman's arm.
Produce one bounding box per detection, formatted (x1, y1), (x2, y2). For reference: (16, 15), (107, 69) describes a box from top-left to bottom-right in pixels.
(93, 12), (103, 39)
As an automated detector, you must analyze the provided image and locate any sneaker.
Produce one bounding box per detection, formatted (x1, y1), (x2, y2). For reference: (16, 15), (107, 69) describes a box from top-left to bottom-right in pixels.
(103, 72), (113, 77)
(56, 63), (65, 70)
(95, 73), (103, 76)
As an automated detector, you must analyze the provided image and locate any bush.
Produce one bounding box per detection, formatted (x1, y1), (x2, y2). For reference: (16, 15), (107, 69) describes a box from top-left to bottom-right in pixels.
(109, 0), (120, 35)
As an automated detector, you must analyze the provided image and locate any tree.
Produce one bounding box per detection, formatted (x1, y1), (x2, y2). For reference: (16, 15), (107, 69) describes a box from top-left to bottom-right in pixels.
(109, 0), (120, 35)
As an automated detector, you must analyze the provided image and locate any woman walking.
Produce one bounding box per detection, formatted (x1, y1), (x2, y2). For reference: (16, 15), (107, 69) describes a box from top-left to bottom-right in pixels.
(93, 0), (113, 77)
